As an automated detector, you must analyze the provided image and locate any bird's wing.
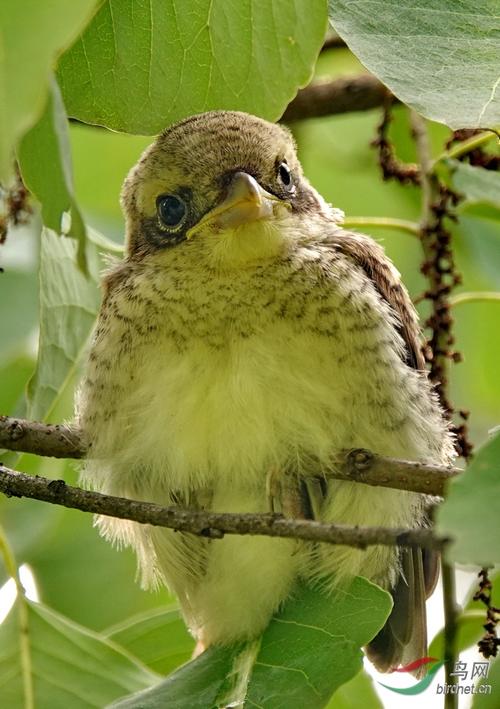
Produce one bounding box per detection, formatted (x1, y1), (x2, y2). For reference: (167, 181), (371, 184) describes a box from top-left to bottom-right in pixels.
(320, 229), (439, 675)
(329, 229), (425, 370)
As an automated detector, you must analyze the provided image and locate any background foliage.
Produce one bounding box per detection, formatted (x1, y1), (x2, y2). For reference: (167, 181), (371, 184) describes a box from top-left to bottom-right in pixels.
(0, 0), (499, 707)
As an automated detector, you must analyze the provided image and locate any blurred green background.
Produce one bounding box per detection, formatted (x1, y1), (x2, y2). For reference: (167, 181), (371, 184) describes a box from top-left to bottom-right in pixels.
(1, 47), (499, 633)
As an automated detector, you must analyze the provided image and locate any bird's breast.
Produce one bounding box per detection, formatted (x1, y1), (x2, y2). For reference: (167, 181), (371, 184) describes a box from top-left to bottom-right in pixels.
(81, 251), (441, 498)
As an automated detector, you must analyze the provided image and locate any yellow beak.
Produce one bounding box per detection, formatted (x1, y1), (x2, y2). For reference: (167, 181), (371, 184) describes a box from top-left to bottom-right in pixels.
(187, 172), (285, 239)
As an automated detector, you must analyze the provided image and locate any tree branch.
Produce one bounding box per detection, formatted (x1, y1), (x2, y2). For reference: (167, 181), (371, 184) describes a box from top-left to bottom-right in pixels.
(0, 465), (447, 550)
(327, 448), (459, 496)
(320, 33), (347, 52)
(0, 416), (85, 458)
(0, 416), (461, 496)
(281, 75), (394, 123)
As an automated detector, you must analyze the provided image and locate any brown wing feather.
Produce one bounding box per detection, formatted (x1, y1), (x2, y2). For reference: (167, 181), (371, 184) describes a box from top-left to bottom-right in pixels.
(328, 230), (425, 370)
(324, 230), (440, 673)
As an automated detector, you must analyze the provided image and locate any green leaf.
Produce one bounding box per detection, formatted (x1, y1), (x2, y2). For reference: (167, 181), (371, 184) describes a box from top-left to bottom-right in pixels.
(109, 578), (392, 709)
(17, 79), (87, 263)
(328, 1), (500, 129)
(437, 432), (500, 566)
(429, 611), (486, 658)
(0, 600), (159, 709)
(0, 0), (99, 181)
(0, 355), (34, 419)
(110, 644), (235, 709)
(472, 656), (500, 708)
(105, 606), (195, 676)
(455, 206), (500, 288)
(325, 668), (383, 709)
(27, 228), (103, 421)
(449, 160), (500, 209)
(0, 269), (38, 360)
(57, 0), (328, 134)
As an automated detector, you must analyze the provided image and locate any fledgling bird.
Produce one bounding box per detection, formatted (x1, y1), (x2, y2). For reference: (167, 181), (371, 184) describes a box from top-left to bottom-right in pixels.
(77, 111), (454, 672)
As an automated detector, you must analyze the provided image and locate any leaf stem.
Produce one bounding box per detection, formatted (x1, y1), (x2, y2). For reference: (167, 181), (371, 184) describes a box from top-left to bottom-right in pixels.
(441, 559), (459, 709)
(0, 525), (34, 709)
(449, 291), (500, 307)
(342, 216), (420, 236)
(434, 129), (500, 165)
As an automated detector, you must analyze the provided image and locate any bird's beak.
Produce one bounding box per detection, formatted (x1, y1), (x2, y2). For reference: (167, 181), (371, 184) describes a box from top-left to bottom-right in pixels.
(187, 172), (286, 239)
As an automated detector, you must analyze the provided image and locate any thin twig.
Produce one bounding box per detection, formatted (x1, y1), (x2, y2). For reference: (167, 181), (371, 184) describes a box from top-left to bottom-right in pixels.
(473, 569), (500, 658)
(411, 112), (469, 452)
(0, 417), (462, 496)
(0, 465), (447, 550)
(0, 167), (32, 246)
(373, 100), (420, 184)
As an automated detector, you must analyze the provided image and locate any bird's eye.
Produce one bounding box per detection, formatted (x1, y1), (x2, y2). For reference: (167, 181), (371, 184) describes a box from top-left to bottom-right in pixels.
(277, 162), (293, 191)
(157, 194), (187, 228)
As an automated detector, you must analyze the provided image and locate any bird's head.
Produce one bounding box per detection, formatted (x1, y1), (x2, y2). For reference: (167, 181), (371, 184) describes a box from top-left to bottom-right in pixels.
(121, 111), (334, 268)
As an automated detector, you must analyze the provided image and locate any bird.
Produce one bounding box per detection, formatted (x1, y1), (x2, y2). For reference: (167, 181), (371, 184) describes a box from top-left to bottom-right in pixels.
(76, 110), (454, 673)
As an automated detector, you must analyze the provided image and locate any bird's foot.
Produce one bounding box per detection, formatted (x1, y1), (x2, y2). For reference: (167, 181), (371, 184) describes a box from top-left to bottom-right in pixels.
(266, 467), (282, 513)
(266, 467), (307, 518)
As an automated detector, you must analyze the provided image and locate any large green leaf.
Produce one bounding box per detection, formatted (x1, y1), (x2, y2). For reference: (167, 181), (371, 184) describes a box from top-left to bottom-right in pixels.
(437, 432), (500, 566)
(111, 644), (235, 709)
(472, 656), (500, 708)
(27, 228), (103, 421)
(105, 606), (195, 676)
(0, 269), (38, 361)
(325, 668), (383, 709)
(110, 578), (392, 708)
(0, 599), (159, 708)
(0, 355), (34, 418)
(0, 0), (99, 181)
(17, 80), (87, 262)
(454, 205), (500, 288)
(328, 0), (500, 129)
(57, 0), (327, 134)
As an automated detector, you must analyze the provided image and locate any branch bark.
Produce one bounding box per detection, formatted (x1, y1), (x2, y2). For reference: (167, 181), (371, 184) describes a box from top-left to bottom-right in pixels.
(327, 448), (459, 496)
(0, 415), (84, 459)
(321, 34), (347, 52)
(281, 75), (394, 123)
(0, 465), (446, 550)
(0, 416), (461, 496)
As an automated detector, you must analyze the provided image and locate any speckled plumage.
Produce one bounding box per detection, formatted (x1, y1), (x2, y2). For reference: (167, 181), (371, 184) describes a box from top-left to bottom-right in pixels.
(76, 111), (454, 670)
